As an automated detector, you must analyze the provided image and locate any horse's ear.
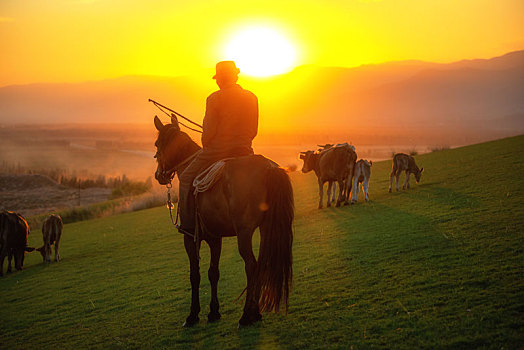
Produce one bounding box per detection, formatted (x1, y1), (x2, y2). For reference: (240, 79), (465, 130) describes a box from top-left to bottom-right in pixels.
(369, 160), (373, 166)
(154, 116), (164, 131)
(171, 114), (180, 131)
(420, 167), (424, 173)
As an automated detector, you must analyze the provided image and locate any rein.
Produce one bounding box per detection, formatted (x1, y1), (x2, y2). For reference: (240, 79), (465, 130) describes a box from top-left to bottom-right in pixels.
(162, 151), (202, 240)
(149, 99), (203, 133)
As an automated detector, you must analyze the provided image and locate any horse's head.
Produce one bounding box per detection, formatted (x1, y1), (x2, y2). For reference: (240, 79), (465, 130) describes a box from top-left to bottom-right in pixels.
(299, 150), (317, 173)
(153, 115), (201, 185)
(153, 115), (184, 185)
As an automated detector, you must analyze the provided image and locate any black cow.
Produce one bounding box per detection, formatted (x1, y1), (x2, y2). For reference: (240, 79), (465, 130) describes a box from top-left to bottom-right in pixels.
(0, 211), (35, 276)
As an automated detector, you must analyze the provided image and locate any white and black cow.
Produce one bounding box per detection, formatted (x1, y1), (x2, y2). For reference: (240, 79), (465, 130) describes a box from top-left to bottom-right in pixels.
(351, 159), (372, 203)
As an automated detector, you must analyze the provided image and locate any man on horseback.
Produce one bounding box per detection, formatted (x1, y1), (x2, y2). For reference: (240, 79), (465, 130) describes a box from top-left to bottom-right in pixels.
(177, 61), (259, 236)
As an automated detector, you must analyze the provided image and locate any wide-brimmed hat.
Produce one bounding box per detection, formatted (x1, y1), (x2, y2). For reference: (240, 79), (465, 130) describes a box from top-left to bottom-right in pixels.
(213, 61), (240, 79)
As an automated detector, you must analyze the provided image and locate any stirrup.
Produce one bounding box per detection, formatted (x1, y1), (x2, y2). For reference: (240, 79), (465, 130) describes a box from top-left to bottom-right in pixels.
(176, 225), (195, 237)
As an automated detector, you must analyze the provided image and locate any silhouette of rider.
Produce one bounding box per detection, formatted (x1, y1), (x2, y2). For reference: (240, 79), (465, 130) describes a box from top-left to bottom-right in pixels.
(178, 61), (259, 235)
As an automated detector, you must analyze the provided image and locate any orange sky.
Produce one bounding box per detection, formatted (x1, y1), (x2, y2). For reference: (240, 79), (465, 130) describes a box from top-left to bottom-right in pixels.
(1, 0), (524, 86)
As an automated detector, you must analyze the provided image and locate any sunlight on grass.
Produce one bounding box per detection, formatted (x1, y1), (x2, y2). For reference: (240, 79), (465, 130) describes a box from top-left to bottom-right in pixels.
(1, 136), (522, 348)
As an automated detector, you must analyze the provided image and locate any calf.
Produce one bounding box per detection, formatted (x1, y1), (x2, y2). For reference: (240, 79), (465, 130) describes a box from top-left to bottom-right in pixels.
(389, 153), (424, 192)
(351, 160), (372, 203)
(36, 214), (63, 262)
(0, 211), (35, 276)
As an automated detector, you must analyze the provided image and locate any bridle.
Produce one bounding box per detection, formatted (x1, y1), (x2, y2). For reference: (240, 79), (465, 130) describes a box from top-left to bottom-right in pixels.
(151, 99), (204, 240)
(156, 142), (201, 239)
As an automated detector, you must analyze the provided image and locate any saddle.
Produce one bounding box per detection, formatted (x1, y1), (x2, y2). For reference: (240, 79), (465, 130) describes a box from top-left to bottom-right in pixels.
(192, 154), (277, 195)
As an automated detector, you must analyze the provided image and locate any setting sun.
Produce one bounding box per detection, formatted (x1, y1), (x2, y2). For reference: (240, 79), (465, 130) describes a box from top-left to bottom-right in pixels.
(224, 26), (297, 77)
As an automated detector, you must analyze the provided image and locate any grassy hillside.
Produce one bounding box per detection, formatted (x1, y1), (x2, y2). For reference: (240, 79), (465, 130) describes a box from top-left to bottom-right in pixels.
(1, 135), (523, 349)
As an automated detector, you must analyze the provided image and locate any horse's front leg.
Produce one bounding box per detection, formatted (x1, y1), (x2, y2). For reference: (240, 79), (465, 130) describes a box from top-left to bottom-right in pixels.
(183, 235), (201, 327)
(237, 231), (261, 326)
(207, 238), (222, 323)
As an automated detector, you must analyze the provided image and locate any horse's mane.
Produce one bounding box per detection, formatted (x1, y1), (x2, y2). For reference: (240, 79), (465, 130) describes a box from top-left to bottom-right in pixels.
(156, 125), (201, 167)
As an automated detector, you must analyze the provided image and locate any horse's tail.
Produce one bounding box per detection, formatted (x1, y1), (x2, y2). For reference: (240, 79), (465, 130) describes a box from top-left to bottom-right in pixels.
(257, 167), (294, 313)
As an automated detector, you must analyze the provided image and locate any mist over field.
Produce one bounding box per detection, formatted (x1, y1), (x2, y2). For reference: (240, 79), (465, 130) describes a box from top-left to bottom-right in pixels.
(1, 50), (523, 222)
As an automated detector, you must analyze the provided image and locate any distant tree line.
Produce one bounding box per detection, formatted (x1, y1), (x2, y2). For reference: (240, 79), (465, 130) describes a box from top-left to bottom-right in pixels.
(0, 161), (151, 197)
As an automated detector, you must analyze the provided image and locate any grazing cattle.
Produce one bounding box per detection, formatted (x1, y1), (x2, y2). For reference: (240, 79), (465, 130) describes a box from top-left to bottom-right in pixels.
(316, 144), (336, 204)
(351, 160), (372, 203)
(318, 143), (358, 203)
(389, 153), (424, 192)
(0, 211), (35, 276)
(336, 143), (358, 202)
(300, 145), (356, 208)
(36, 214), (63, 263)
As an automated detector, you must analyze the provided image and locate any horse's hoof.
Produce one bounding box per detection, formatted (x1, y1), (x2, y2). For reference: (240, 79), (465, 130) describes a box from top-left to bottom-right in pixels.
(335, 202), (341, 207)
(238, 312), (262, 327)
(351, 200), (357, 204)
(207, 311), (221, 323)
(183, 315), (200, 327)
(318, 205), (323, 209)
(388, 189), (392, 193)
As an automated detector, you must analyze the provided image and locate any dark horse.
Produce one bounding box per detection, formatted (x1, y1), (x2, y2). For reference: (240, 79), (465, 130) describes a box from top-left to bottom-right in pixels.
(153, 116), (294, 327)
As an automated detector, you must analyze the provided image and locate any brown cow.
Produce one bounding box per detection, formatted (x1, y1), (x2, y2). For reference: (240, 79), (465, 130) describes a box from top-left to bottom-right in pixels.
(0, 211), (35, 276)
(36, 214), (63, 263)
(300, 145), (355, 208)
(389, 153), (424, 192)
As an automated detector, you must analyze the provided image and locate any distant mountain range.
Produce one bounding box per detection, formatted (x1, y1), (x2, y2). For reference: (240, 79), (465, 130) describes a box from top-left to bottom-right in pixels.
(1, 50), (523, 138)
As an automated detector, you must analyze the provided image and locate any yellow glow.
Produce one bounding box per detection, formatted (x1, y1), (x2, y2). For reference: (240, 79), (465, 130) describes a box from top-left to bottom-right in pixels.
(224, 26), (297, 77)
(0, 0), (523, 86)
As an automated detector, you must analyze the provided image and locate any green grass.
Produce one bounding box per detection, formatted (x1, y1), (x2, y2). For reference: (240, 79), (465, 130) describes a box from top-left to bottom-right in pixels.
(1, 135), (523, 349)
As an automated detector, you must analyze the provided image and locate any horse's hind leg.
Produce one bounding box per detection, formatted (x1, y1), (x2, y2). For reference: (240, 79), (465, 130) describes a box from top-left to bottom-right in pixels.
(207, 238), (222, 323)
(237, 231), (261, 326)
(183, 235), (201, 327)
